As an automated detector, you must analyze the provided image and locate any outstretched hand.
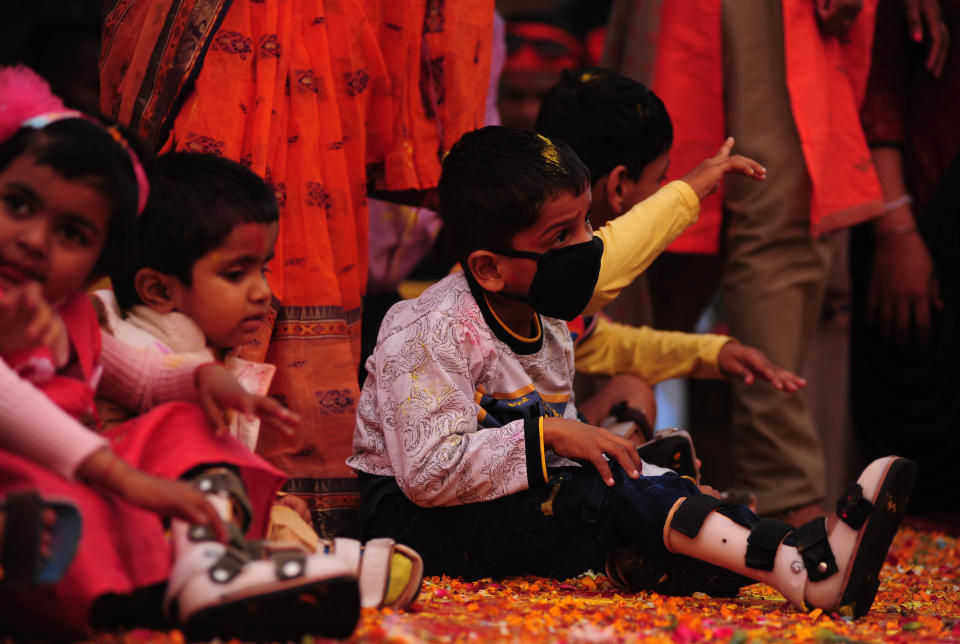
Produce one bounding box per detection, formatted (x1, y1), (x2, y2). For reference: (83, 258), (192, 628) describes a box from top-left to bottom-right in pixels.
(901, 0), (950, 77)
(195, 363), (300, 437)
(681, 137), (766, 202)
(77, 447), (226, 541)
(542, 417), (644, 486)
(717, 342), (807, 392)
(0, 282), (69, 365)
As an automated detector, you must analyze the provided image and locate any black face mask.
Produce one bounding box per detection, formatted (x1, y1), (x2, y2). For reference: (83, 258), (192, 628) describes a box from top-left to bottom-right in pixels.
(495, 236), (604, 320)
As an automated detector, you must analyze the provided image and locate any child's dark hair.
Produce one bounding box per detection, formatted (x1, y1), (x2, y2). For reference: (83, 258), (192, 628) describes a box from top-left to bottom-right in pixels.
(112, 152), (278, 310)
(437, 126), (590, 263)
(0, 117), (146, 278)
(535, 67), (673, 183)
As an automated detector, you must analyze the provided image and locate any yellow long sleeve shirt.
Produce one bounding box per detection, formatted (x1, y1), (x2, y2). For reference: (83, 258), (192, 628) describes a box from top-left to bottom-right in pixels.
(572, 315), (731, 384)
(575, 180), (729, 383)
(586, 180), (700, 316)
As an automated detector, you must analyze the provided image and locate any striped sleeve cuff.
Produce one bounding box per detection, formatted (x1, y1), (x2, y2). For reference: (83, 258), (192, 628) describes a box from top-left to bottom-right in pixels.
(523, 416), (548, 488)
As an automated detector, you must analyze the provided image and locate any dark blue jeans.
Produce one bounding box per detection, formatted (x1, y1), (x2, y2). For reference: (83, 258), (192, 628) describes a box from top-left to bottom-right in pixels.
(359, 464), (760, 585)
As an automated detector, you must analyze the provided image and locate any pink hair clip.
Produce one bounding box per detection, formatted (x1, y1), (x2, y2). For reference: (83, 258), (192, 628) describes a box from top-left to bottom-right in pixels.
(0, 66), (149, 215)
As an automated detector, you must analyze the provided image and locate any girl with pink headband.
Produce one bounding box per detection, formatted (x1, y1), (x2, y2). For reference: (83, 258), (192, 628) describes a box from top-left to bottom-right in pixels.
(0, 66), (363, 640)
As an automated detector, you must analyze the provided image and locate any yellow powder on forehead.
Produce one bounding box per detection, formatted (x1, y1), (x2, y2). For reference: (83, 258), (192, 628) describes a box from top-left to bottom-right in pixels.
(579, 71), (595, 82)
(536, 133), (562, 169)
(636, 103), (646, 118)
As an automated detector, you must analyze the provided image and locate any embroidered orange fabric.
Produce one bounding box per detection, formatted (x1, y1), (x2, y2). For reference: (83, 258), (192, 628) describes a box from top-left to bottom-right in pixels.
(100, 0), (494, 535)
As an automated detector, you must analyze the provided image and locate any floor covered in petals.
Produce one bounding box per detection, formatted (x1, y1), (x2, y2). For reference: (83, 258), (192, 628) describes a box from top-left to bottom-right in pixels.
(86, 524), (959, 644)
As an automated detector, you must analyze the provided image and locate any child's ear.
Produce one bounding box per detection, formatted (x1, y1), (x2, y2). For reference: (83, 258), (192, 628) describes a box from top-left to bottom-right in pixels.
(604, 165), (630, 215)
(134, 268), (178, 312)
(466, 250), (506, 293)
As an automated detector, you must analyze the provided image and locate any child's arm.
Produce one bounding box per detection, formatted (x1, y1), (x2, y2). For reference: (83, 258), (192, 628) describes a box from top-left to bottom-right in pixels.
(584, 138), (766, 315)
(588, 181), (700, 315)
(574, 316), (730, 384)
(575, 316), (805, 391)
(97, 333), (298, 435)
(0, 358), (225, 536)
(0, 357), (109, 479)
(76, 446), (225, 539)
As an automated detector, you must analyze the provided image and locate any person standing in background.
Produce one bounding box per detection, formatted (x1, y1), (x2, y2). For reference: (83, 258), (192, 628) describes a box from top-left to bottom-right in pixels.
(100, 0), (494, 537)
(603, 0), (884, 524)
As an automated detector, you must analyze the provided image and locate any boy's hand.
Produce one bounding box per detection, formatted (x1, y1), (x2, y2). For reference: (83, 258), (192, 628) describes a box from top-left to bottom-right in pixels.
(542, 417), (644, 486)
(681, 137), (766, 202)
(0, 283), (69, 365)
(717, 342), (807, 392)
(195, 363), (300, 437)
(77, 447), (226, 541)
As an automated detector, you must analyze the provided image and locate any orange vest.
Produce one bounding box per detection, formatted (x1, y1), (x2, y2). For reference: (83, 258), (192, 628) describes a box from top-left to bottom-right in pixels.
(612, 0), (884, 253)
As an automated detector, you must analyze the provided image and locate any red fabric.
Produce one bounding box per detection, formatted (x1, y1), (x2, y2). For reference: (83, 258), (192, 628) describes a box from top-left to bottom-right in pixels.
(504, 22), (585, 72)
(651, 0), (883, 253)
(0, 295), (284, 638)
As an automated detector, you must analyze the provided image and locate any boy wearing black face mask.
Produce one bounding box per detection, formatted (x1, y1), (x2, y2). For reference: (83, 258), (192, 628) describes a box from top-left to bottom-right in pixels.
(348, 127), (915, 619)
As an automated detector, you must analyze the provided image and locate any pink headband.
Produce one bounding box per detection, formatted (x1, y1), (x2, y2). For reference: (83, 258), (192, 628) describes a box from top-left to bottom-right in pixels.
(21, 110), (150, 216)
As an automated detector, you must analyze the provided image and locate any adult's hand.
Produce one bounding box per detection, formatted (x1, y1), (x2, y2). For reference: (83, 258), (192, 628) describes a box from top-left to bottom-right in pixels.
(868, 231), (942, 344)
(815, 0), (864, 37)
(902, 0), (950, 77)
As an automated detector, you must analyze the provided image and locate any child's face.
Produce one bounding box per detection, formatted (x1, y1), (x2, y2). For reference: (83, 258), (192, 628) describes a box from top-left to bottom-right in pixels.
(498, 188), (593, 295)
(168, 221), (278, 350)
(0, 154), (110, 305)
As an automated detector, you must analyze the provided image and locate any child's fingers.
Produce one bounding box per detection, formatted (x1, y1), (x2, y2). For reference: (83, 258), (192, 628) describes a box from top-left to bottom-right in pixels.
(723, 358), (754, 386)
(728, 155), (766, 179)
(713, 136), (735, 159)
(602, 435), (642, 479)
(744, 354), (781, 389)
(591, 453), (616, 486)
(251, 397), (300, 435)
(781, 372), (807, 392)
(199, 394), (228, 435)
(196, 500), (226, 542)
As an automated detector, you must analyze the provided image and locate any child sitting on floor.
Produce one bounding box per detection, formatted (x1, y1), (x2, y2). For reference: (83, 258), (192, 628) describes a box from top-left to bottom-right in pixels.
(0, 66), (361, 641)
(536, 67), (804, 461)
(349, 125), (915, 619)
(98, 150), (423, 606)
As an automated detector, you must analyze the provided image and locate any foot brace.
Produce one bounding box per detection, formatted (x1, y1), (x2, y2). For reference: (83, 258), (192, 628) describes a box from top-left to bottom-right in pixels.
(166, 468), (361, 641)
(664, 456), (916, 618)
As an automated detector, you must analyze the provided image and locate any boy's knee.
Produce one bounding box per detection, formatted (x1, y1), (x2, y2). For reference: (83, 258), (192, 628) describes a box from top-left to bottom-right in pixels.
(580, 373), (656, 430)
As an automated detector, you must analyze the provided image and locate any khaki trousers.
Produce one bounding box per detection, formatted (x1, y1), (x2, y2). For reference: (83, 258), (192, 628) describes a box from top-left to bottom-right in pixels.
(648, 0), (831, 515)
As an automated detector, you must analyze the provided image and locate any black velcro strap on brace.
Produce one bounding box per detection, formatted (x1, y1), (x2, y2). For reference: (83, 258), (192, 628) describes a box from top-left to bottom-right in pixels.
(272, 549), (307, 580)
(670, 494), (724, 538)
(795, 517), (838, 582)
(835, 483), (872, 530)
(209, 548), (247, 584)
(745, 518), (795, 571)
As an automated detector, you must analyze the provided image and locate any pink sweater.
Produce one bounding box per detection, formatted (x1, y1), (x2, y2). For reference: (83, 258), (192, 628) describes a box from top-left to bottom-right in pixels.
(0, 333), (208, 480)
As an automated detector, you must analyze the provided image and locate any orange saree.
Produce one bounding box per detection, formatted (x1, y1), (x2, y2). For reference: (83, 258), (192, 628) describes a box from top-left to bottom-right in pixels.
(101, 0), (493, 536)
